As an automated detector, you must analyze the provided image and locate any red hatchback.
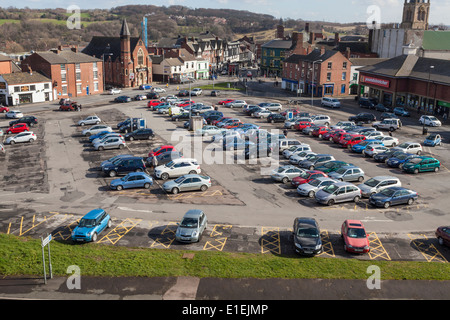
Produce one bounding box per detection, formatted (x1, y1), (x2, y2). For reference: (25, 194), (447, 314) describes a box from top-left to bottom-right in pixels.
(0, 106), (10, 113)
(291, 170), (328, 187)
(147, 100), (162, 108)
(218, 99), (234, 105)
(148, 145), (175, 158)
(6, 123), (30, 134)
(435, 226), (450, 247)
(332, 132), (348, 144)
(295, 121), (312, 131)
(311, 126), (329, 138)
(341, 219), (370, 254)
(340, 134), (366, 149)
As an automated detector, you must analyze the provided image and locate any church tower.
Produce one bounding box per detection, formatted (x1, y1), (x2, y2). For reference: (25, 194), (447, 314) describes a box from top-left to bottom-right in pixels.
(120, 19), (132, 88)
(401, 0), (431, 30)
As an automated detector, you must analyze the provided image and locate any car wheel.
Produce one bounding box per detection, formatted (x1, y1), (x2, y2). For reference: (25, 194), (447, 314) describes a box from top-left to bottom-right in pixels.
(327, 199), (335, 206)
(161, 173), (169, 180)
(383, 201), (390, 209)
(434, 167), (440, 173)
(200, 185), (208, 192)
(29, 139), (34, 143)
(438, 237), (444, 246)
(118, 144), (124, 149)
(109, 170), (117, 177)
(91, 232), (98, 242)
(407, 198), (414, 205)
(414, 168), (419, 174)
(107, 220), (112, 228)
(135, 168), (142, 172)
(309, 166), (314, 170)
(171, 187), (179, 194)
(358, 176), (364, 182)
(144, 183), (151, 189)
(353, 196), (360, 203)
(282, 177), (289, 184)
(308, 191), (315, 198)
(116, 185), (123, 191)
(10, 140), (15, 144)
(417, 150), (421, 155)
(98, 146), (104, 151)
(129, 137), (134, 141)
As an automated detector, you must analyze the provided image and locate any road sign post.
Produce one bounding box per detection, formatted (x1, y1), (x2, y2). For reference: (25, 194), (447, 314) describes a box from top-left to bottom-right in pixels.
(41, 234), (53, 284)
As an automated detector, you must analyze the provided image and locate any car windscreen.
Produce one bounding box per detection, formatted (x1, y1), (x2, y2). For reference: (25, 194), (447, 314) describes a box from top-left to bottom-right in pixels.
(322, 184), (339, 194)
(335, 168), (347, 174)
(347, 228), (366, 238)
(79, 218), (96, 228)
(297, 227), (319, 238)
(308, 179), (321, 187)
(379, 188), (396, 197)
(364, 178), (380, 187)
(180, 217), (198, 228)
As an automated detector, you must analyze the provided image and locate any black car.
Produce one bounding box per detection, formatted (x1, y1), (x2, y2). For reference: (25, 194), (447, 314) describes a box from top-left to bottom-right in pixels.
(267, 113), (286, 123)
(292, 217), (322, 256)
(204, 114), (224, 124)
(146, 151), (183, 167)
(211, 90), (220, 97)
(373, 148), (404, 163)
(359, 98), (375, 109)
(348, 113), (376, 124)
(124, 128), (155, 141)
(380, 112), (398, 121)
(147, 92), (160, 99)
(178, 90), (189, 97)
(243, 143), (273, 159)
(375, 104), (391, 112)
(9, 116), (38, 127)
(101, 156), (146, 177)
(172, 112), (190, 122)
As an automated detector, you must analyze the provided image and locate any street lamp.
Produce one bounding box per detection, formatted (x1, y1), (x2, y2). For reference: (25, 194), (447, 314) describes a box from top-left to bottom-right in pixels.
(102, 53), (113, 93)
(311, 59), (322, 108)
(427, 65), (435, 115)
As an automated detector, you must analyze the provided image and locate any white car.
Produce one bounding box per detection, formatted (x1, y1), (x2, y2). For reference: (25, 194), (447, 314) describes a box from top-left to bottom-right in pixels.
(190, 88), (202, 96)
(289, 151), (316, 165)
(253, 109), (272, 118)
(152, 87), (166, 93)
(374, 135), (399, 147)
(321, 97), (341, 108)
(283, 144), (312, 159)
(154, 158), (201, 180)
(211, 130), (239, 142)
(82, 125), (113, 136)
(396, 141), (423, 155)
(363, 145), (389, 157)
(363, 131), (384, 139)
(5, 110), (23, 119)
(330, 121), (356, 130)
(78, 116), (101, 126)
(419, 115), (441, 127)
(5, 131), (36, 144)
(108, 88), (122, 95)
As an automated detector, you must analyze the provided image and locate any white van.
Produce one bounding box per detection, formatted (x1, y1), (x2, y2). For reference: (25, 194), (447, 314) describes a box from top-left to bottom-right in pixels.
(321, 97), (341, 108)
(154, 158), (201, 180)
(278, 139), (301, 154)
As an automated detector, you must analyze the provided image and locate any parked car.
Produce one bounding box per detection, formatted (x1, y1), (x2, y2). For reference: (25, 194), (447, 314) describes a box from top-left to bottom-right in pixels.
(139, 84), (152, 90)
(375, 104), (391, 112)
(311, 126), (329, 138)
(71, 208), (111, 242)
(373, 148), (405, 163)
(108, 88), (121, 95)
(341, 220), (370, 254)
(254, 109), (273, 118)
(329, 166), (365, 182)
(419, 115), (441, 127)
(124, 128), (155, 141)
(291, 170), (328, 188)
(93, 136), (126, 151)
(163, 174), (211, 194)
(195, 125), (225, 137)
(152, 87), (166, 93)
(435, 226), (450, 247)
(271, 165), (305, 184)
(393, 107), (410, 117)
(292, 217), (323, 256)
(225, 100), (247, 108)
(297, 177), (337, 198)
(267, 113), (285, 124)
(298, 154), (335, 170)
(264, 103), (283, 112)
(5, 131), (36, 144)
(380, 112), (398, 121)
(340, 134), (366, 149)
(91, 132), (123, 145)
(102, 156), (146, 177)
(423, 133), (442, 147)
(289, 151), (317, 165)
(222, 136), (254, 151)
(402, 156), (440, 174)
(78, 116), (101, 126)
(190, 88), (202, 96)
(357, 176), (402, 198)
(146, 92), (160, 99)
(372, 118), (402, 132)
(351, 139), (384, 153)
(315, 182), (362, 206)
(311, 115), (331, 126)
(396, 142), (423, 155)
(282, 144), (311, 159)
(82, 125), (113, 136)
(348, 113), (376, 124)
(330, 121), (355, 130)
(295, 121), (313, 131)
(374, 135), (399, 147)
(5, 110), (23, 119)
(114, 96), (132, 103)
(148, 145), (175, 158)
(6, 123), (29, 134)
(358, 97), (375, 109)
(101, 154), (133, 169)
(363, 145), (389, 157)
(175, 209), (208, 243)
(147, 151), (183, 167)
(315, 161), (352, 174)
(211, 130), (239, 143)
(363, 131), (384, 139)
(9, 116), (38, 127)
(110, 172), (153, 191)
(0, 105), (10, 113)
(59, 102), (80, 111)
(154, 158), (201, 180)
(369, 187), (418, 208)
(243, 143), (273, 159)
(178, 90), (190, 97)
(386, 153), (419, 168)
(211, 90), (220, 97)
(321, 97), (341, 108)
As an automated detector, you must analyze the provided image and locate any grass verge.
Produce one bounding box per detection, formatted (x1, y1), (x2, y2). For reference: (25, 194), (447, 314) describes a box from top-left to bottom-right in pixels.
(1, 233), (449, 280)
(189, 82), (243, 92)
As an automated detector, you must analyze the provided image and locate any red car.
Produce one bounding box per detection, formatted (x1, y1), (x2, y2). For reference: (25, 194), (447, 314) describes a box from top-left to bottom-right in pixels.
(341, 219), (370, 254)
(224, 121), (243, 129)
(147, 100), (161, 108)
(59, 102), (80, 111)
(0, 106), (10, 113)
(322, 129), (344, 141)
(280, 109), (300, 117)
(6, 123), (30, 134)
(435, 226), (450, 247)
(291, 170), (328, 187)
(218, 99), (234, 105)
(340, 134), (365, 149)
(178, 101), (194, 108)
(332, 132), (348, 144)
(148, 145), (175, 158)
(295, 121), (312, 131)
(311, 126), (329, 138)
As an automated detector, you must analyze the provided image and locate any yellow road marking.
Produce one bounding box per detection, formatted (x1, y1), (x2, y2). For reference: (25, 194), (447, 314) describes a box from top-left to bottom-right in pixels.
(368, 232), (391, 261)
(318, 230), (335, 258)
(98, 218), (142, 245)
(203, 224), (232, 251)
(408, 234), (447, 263)
(261, 227), (281, 254)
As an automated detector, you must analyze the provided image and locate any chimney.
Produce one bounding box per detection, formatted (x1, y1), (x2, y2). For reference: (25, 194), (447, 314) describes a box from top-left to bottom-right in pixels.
(291, 32), (305, 55)
(320, 46), (326, 56)
(334, 33), (340, 46)
(309, 32), (315, 44)
(276, 25), (285, 39)
(345, 47), (351, 59)
(305, 23), (310, 33)
(71, 45), (78, 53)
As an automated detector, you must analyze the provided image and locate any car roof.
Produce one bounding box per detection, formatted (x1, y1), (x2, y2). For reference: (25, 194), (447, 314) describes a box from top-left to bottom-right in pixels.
(183, 209), (204, 218)
(345, 219), (364, 228)
(295, 217), (318, 227)
(83, 208), (106, 219)
(370, 175), (400, 181)
(180, 174), (209, 179)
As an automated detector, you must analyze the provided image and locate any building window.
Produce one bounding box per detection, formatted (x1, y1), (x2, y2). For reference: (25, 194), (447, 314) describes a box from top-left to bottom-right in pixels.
(342, 72), (347, 81)
(93, 62), (98, 69)
(93, 70), (98, 79)
(343, 62), (347, 69)
(60, 64), (66, 71)
(94, 82), (99, 91)
(44, 83), (50, 89)
(327, 62), (332, 69)
(14, 86), (20, 93)
(75, 63), (81, 70)
(76, 71), (81, 81)
(61, 73), (67, 82)
(76, 84), (82, 93)
(325, 86), (333, 95)
(62, 85), (68, 95)
(30, 85), (36, 91)
(327, 72), (331, 82)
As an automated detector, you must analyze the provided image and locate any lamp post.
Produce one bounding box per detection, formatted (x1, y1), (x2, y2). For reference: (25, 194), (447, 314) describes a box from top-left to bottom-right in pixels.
(102, 53), (113, 93)
(311, 59), (322, 108)
(427, 65), (435, 115)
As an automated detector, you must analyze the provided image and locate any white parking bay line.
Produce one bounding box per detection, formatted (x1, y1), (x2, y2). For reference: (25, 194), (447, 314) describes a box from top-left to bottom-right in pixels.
(117, 206), (153, 213)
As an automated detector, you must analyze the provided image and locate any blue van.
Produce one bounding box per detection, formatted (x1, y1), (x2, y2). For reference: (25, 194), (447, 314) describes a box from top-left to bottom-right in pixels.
(71, 209), (111, 242)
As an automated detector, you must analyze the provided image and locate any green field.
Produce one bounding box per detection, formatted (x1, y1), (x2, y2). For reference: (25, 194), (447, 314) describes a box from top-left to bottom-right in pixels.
(1, 234), (449, 280)
(187, 82), (243, 92)
(0, 19), (21, 25)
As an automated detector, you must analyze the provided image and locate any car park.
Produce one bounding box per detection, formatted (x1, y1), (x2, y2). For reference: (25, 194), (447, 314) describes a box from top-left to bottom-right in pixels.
(162, 174), (211, 194)
(5, 110), (23, 119)
(175, 209), (208, 243)
(271, 165), (305, 184)
(78, 116), (101, 126)
(6, 123), (29, 134)
(82, 125), (113, 136)
(298, 154), (335, 170)
(71, 208), (111, 243)
(110, 172), (153, 191)
(423, 133), (442, 147)
(363, 145), (389, 157)
(419, 115), (441, 127)
(321, 97), (341, 108)
(357, 176), (402, 198)
(396, 142), (423, 155)
(329, 166), (365, 182)
(341, 220), (370, 254)
(315, 182), (362, 206)
(243, 143), (273, 159)
(369, 187), (418, 208)
(102, 156), (146, 177)
(154, 158), (201, 180)
(435, 226), (450, 247)
(393, 107), (410, 117)
(372, 118), (402, 132)
(348, 113), (376, 124)
(402, 156), (440, 174)
(124, 128), (155, 141)
(315, 161), (352, 174)
(5, 131), (36, 144)
(374, 135), (399, 147)
(291, 170), (328, 188)
(147, 151), (183, 167)
(292, 217), (323, 256)
(297, 177), (337, 198)
(9, 115), (38, 127)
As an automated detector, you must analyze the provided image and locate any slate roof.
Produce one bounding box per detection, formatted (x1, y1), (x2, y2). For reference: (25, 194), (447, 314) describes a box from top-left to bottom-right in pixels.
(1, 71), (51, 85)
(261, 39), (293, 49)
(35, 50), (101, 65)
(82, 36), (141, 62)
(284, 48), (340, 64)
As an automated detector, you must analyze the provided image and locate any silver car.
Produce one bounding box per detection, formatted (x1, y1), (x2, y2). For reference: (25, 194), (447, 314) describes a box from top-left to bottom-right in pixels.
(78, 116), (101, 126)
(357, 176), (402, 198)
(298, 154), (335, 170)
(271, 165), (305, 184)
(328, 166), (365, 182)
(162, 174), (211, 194)
(283, 144), (311, 159)
(225, 100), (247, 108)
(93, 137), (126, 151)
(175, 209), (208, 243)
(297, 177), (337, 198)
(82, 125), (112, 136)
(289, 151), (316, 165)
(315, 182), (362, 206)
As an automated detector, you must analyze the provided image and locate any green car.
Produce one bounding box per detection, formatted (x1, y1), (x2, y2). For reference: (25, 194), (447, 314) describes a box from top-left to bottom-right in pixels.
(402, 156), (440, 174)
(315, 161), (352, 174)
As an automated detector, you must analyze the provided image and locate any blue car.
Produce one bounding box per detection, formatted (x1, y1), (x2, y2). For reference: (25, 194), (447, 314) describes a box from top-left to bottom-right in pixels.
(386, 153), (418, 168)
(351, 139), (384, 153)
(424, 133), (442, 147)
(71, 209), (111, 242)
(222, 137), (255, 150)
(393, 107), (410, 117)
(89, 130), (111, 142)
(110, 172), (153, 191)
(369, 187), (418, 208)
(139, 84), (152, 90)
(114, 96), (132, 103)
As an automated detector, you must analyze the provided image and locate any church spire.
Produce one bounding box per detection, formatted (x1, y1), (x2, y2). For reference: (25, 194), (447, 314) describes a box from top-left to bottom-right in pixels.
(120, 19), (131, 37)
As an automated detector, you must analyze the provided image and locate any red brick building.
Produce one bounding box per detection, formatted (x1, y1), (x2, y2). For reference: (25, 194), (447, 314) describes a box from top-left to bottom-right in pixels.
(82, 19), (152, 88)
(282, 47), (352, 97)
(21, 46), (103, 99)
(0, 54), (13, 74)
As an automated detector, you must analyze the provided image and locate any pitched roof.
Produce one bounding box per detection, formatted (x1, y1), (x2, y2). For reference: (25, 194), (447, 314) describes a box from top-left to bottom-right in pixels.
(349, 58), (389, 67)
(120, 19), (131, 37)
(284, 48), (340, 64)
(1, 71), (51, 85)
(0, 54), (12, 62)
(262, 39), (293, 49)
(82, 36), (141, 61)
(35, 50), (101, 65)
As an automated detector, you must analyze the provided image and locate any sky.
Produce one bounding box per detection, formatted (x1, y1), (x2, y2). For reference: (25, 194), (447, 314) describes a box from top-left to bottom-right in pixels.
(2, 0), (449, 25)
